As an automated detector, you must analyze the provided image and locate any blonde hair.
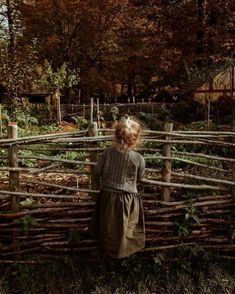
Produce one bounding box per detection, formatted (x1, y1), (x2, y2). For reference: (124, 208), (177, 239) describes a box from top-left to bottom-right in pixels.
(114, 117), (141, 151)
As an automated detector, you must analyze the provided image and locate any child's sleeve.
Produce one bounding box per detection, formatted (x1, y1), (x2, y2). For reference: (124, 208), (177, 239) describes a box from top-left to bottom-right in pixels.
(94, 149), (107, 177)
(137, 155), (145, 181)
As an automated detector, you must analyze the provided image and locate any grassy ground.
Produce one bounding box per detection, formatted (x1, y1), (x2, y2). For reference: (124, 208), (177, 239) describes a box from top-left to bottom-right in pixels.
(0, 256), (234, 294)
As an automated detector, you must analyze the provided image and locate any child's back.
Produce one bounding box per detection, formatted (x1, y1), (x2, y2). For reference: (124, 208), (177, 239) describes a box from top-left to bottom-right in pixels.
(95, 146), (145, 193)
(90, 117), (146, 259)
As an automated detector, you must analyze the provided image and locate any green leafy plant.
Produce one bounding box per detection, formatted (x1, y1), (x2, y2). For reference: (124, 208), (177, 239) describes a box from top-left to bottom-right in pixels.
(110, 106), (119, 121)
(229, 219), (235, 241)
(137, 112), (164, 130)
(103, 106), (119, 121)
(0, 149), (7, 166)
(158, 106), (172, 121)
(60, 151), (80, 161)
(20, 198), (34, 206)
(153, 253), (165, 266)
(40, 123), (60, 134)
(144, 151), (162, 168)
(17, 113), (38, 127)
(0, 106), (10, 136)
(59, 151), (88, 161)
(174, 205), (200, 236)
(181, 190), (197, 199)
(71, 115), (88, 129)
(38, 61), (78, 91)
(18, 150), (37, 167)
(18, 215), (37, 233)
(68, 230), (82, 244)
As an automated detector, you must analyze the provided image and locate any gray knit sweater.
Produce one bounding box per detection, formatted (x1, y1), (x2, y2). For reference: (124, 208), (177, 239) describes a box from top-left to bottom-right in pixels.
(94, 146), (145, 193)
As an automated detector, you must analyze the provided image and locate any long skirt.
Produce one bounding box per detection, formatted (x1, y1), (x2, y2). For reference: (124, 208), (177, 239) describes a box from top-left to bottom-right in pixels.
(90, 190), (145, 259)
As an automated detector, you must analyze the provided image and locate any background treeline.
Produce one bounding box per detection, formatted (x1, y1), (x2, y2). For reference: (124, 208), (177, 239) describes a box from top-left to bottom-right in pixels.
(0, 0), (234, 117)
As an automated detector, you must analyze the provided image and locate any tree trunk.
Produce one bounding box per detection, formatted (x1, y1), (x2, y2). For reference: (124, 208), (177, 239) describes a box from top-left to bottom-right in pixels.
(6, 0), (22, 120)
(128, 74), (132, 99)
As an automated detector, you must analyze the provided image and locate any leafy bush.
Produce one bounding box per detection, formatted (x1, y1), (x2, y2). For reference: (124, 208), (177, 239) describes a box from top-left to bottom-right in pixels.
(70, 115), (88, 129)
(172, 101), (198, 124)
(103, 106), (119, 121)
(18, 150), (37, 167)
(174, 205), (200, 236)
(0, 149), (7, 166)
(137, 112), (165, 130)
(18, 215), (37, 233)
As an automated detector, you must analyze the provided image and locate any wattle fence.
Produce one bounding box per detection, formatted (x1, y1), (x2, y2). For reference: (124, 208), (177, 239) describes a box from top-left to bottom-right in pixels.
(0, 122), (234, 264)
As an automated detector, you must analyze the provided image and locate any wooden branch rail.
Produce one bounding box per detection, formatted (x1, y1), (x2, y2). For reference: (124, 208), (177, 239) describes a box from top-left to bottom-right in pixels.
(18, 155), (96, 166)
(100, 128), (235, 136)
(172, 150), (235, 163)
(0, 189), (99, 200)
(143, 138), (235, 147)
(47, 136), (235, 147)
(145, 169), (234, 186)
(21, 147), (102, 152)
(0, 167), (90, 174)
(142, 148), (235, 163)
(0, 130), (86, 146)
(141, 179), (228, 190)
(19, 179), (95, 193)
(144, 132), (235, 139)
(145, 156), (230, 173)
(171, 172), (235, 186)
(29, 163), (61, 174)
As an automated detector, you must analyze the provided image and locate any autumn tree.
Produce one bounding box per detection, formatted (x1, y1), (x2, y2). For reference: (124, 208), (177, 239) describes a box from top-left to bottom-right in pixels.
(20, 0), (129, 102)
(8, 0), (235, 105)
(0, 0), (38, 120)
(131, 0), (235, 92)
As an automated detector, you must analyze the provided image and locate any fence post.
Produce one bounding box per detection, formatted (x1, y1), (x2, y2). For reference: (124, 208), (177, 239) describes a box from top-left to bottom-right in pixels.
(90, 97), (94, 123)
(230, 66), (235, 198)
(8, 122), (20, 212)
(83, 103), (86, 118)
(232, 164), (235, 198)
(56, 90), (62, 125)
(0, 104), (2, 138)
(161, 122), (173, 202)
(88, 121), (99, 200)
(97, 97), (100, 129)
(232, 127), (235, 199)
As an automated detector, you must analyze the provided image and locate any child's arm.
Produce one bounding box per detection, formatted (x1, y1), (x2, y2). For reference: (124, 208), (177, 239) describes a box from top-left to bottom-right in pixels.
(94, 149), (107, 177)
(137, 155), (145, 181)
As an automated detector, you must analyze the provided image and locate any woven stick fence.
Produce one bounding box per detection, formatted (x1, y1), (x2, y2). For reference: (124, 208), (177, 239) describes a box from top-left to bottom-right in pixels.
(0, 121), (234, 263)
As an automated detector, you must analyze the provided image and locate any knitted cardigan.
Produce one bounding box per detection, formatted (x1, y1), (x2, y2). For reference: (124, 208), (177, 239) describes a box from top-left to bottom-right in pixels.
(94, 146), (145, 193)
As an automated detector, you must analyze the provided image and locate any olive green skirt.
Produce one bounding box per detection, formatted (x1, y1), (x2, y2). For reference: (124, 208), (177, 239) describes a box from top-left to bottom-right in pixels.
(90, 190), (145, 259)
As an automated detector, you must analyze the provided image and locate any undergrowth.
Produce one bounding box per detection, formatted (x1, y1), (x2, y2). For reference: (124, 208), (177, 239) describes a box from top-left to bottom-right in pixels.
(0, 257), (234, 294)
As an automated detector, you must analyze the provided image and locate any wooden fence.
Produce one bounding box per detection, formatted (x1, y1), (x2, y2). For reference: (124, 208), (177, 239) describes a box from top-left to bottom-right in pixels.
(60, 102), (164, 118)
(0, 122), (234, 263)
(33, 102), (165, 122)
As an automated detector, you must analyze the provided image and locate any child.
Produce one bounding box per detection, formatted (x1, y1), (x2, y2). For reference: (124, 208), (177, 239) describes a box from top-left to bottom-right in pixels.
(90, 117), (145, 259)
